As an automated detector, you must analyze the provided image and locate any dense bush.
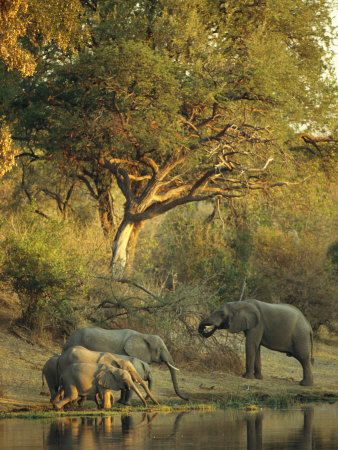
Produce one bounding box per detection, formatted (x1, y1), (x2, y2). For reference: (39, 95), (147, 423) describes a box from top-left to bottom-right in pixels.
(136, 203), (251, 303)
(0, 207), (89, 335)
(250, 227), (337, 330)
(136, 186), (337, 330)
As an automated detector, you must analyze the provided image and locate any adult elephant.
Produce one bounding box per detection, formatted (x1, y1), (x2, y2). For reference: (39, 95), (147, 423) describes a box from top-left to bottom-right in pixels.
(62, 327), (188, 400)
(53, 363), (147, 410)
(58, 346), (158, 405)
(198, 299), (314, 386)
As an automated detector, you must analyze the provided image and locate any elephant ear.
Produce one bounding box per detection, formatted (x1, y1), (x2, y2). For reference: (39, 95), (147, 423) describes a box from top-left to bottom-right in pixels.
(229, 304), (260, 333)
(97, 369), (115, 389)
(124, 335), (151, 363)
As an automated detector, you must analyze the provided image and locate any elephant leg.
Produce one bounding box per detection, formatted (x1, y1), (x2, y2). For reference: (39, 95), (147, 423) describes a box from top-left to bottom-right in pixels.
(293, 339), (314, 386)
(54, 386), (78, 410)
(117, 390), (123, 404)
(52, 388), (64, 404)
(243, 332), (260, 379)
(102, 390), (113, 409)
(121, 389), (132, 405)
(254, 346), (263, 379)
(299, 358), (314, 386)
(77, 396), (87, 406)
(95, 393), (103, 409)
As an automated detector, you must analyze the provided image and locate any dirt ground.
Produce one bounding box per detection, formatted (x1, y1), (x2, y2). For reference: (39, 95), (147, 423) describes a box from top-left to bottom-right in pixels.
(0, 296), (337, 415)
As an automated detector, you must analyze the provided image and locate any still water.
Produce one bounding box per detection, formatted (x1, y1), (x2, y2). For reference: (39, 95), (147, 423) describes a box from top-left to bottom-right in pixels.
(0, 403), (337, 449)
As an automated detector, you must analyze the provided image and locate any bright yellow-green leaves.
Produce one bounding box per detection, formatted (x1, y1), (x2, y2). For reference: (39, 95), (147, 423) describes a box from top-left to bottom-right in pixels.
(0, 123), (17, 177)
(0, 0), (86, 76)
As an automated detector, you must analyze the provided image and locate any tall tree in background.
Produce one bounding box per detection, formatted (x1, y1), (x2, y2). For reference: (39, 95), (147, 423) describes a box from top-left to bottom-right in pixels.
(5, 0), (337, 275)
(0, 0), (90, 176)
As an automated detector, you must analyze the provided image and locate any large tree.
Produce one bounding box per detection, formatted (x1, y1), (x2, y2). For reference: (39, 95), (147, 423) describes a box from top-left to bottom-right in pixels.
(7, 0), (337, 275)
(0, 0), (91, 177)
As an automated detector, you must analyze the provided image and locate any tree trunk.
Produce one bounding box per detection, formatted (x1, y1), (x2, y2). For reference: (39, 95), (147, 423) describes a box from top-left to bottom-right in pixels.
(111, 219), (146, 277)
(98, 189), (115, 237)
(125, 221), (145, 276)
(111, 222), (134, 277)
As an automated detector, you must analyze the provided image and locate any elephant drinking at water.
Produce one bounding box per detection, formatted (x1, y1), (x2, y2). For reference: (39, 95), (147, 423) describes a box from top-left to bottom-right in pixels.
(198, 299), (314, 386)
(62, 327), (188, 400)
(58, 346), (158, 405)
(53, 363), (147, 410)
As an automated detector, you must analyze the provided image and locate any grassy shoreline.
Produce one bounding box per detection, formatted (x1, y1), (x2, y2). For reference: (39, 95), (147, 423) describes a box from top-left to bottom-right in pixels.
(1, 392), (337, 420)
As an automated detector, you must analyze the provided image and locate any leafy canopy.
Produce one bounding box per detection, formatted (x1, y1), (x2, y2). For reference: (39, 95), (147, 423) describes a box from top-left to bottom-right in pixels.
(4, 0), (337, 271)
(0, 0), (87, 76)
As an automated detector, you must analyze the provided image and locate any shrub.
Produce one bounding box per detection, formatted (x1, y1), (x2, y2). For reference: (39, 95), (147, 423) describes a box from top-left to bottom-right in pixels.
(0, 208), (88, 335)
(250, 227), (337, 329)
(136, 204), (251, 301)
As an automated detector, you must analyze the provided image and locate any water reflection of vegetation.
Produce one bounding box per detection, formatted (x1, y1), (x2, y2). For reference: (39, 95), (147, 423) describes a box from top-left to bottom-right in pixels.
(41, 407), (337, 450)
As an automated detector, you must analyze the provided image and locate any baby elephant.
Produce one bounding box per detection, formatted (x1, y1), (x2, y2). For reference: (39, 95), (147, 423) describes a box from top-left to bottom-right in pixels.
(58, 346), (158, 405)
(53, 363), (147, 410)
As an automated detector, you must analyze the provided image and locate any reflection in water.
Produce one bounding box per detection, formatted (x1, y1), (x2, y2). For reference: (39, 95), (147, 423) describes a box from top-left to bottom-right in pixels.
(246, 408), (314, 450)
(0, 404), (337, 449)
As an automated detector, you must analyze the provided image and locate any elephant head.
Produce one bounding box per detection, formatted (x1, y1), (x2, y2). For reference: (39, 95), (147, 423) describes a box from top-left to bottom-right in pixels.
(124, 334), (189, 401)
(97, 367), (147, 407)
(198, 301), (260, 337)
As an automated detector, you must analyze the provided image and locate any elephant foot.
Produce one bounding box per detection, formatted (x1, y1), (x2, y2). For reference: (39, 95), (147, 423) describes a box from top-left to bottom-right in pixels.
(242, 373), (254, 380)
(300, 379), (313, 386)
(254, 373), (263, 380)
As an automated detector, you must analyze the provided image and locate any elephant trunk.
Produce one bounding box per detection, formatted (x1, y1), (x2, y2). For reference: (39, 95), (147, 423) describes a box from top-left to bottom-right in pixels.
(137, 377), (159, 406)
(198, 322), (217, 338)
(166, 362), (189, 401)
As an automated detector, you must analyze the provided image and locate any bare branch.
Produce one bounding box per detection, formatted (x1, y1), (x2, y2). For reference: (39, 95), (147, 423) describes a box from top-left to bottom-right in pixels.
(115, 278), (163, 302)
(244, 157), (274, 172)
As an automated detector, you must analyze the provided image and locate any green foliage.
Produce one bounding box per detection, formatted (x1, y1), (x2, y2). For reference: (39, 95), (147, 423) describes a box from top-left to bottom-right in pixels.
(0, 206), (88, 334)
(1, 0), (335, 275)
(136, 174), (337, 329)
(0, 0), (87, 76)
(327, 242), (338, 272)
(250, 227), (337, 329)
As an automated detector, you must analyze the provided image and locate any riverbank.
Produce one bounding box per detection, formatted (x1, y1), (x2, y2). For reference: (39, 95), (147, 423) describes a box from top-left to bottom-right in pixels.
(0, 301), (337, 417)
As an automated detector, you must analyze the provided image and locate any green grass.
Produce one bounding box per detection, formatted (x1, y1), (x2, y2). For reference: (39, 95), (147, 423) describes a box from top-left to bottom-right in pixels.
(1, 392), (337, 420)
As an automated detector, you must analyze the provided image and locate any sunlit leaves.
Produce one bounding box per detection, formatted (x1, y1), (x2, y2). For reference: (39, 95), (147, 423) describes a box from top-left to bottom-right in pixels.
(0, 123), (17, 177)
(0, 0), (87, 76)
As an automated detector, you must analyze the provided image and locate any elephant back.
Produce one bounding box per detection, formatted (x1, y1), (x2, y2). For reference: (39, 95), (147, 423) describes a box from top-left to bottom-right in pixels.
(62, 327), (140, 354)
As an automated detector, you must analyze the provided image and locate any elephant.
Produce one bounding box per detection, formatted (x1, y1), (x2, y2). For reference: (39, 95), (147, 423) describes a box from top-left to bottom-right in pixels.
(198, 299), (314, 386)
(58, 346), (159, 405)
(53, 363), (147, 410)
(117, 355), (153, 404)
(62, 327), (188, 400)
(42, 355), (60, 402)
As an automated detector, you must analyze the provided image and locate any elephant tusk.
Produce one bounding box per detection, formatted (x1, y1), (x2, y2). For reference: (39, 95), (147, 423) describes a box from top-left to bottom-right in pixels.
(167, 362), (180, 371)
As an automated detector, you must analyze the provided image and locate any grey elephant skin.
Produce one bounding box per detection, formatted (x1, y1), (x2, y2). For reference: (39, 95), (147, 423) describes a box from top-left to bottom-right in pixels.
(42, 355), (60, 402)
(62, 327), (188, 400)
(53, 363), (147, 409)
(198, 299), (314, 386)
(58, 346), (158, 405)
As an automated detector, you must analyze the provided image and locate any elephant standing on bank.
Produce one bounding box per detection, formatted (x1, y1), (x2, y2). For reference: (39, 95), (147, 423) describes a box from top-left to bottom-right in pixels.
(198, 299), (314, 386)
(62, 327), (188, 400)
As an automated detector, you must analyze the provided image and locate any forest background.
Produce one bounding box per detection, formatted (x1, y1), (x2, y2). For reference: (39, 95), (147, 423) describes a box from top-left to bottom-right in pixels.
(0, 0), (337, 377)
